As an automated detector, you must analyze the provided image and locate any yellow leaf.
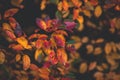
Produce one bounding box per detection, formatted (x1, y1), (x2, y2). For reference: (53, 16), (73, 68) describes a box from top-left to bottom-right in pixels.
(15, 53), (21, 62)
(57, 48), (68, 64)
(0, 51), (5, 64)
(83, 10), (92, 18)
(105, 43), (112, 55)
(35, 49), (44, 62)
(40, 0), (46, 10)
(2, 23), (13, 32)
(94, 5), (102, 18)
(16, 36), (28, 49)
(58, 1), (62, 11)
(77, 16), (84, 23)
(23, 55), (31, 70)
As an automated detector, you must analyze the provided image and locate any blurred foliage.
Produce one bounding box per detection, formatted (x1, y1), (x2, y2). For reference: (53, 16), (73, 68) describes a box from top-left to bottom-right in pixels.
(0, 0), (120, 80)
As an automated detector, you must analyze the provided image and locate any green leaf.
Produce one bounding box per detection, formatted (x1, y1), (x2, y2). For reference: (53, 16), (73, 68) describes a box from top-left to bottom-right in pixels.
(56, 11), (62, 20)
(67, 40), (75, 44)
(49, 0), (59, 4)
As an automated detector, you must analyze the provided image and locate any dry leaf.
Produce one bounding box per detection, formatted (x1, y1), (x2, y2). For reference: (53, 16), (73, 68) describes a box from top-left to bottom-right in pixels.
(23, 55), (31, 70)
(62, 10), (70, 18)
(40, 0), (46, 10)
(79, 62), (88, 74)
(96, 65), (104, 71)
(105, 43), (112, 55)
(58, 1), (62, 11)
(35, 49), (44, 63)
(83, 10), (92, 18)
(94, 5), (102, 18)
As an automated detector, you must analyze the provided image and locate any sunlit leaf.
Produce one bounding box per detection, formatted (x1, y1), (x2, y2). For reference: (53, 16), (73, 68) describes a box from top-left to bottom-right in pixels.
(23, 55), (31, 70)
(94, 5), (102, 18)
(40, 0), (46, 10)
(16, 36), (31, 49)
(36, 18), (47, 30)
(57, 48), (68, 64)
(62, 0), (69, 11)
(58, 1), (62, 11)
(73, 8), (80, 20)
(79, 62), (88, 74)
(83, 10), (92, 18)
(4, 8), (19, 18)
(0, 50), (5, 64)
(15, 53), (21, 62)
(54, 30), (68, 36)
(9, 44), (24, 51)
(35, 49), (44, 63)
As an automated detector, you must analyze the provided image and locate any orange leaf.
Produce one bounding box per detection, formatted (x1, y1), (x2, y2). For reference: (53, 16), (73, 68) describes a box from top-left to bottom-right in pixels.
(15, 53), (21, 62)
(94, 5), (102, 18)
(39, 68), (50, 80)
(16, 36), (28, 49)
(35, 39), (43, 49)
(40, 0), (46, 10)
(30, 64), (39, 71)
(0, 51), (5, 64)
(73, 8), (80, 20)
(4, 8), (19, 18)
(57, 48), (68, 64)
(9, 44), (24, 51)
(62, 0), (69, 11)
(23, 55), (31, 70)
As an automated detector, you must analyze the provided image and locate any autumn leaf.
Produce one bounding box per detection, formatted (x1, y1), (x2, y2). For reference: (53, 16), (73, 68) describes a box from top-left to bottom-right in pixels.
(73, 8), (80, 20)
(62, 0), (69, 11)
(79, 62), (88, 74)
(0, 51), (5, 64)
(4, 8), (19, 18)
(9, 44), (24, 51)
(94, 5), (102, 18)
(57, 48), (68, 64)
(38, 67), (50, 80)
(58, 1), (62, 11)
(64, 21), (76, 32)
(105, 43), (112, 55)
(11, 0), (24, 8)
(35, 39), (43, 49)
(23, 55), (31, 70)
(35, 49), (44, 63)
(15, 53), (21, 62)
(53, 34), (66, 47)
(16, 36), (31, 49)
(36, 18), (47, 30)
(30, 64), (39, 71)
(2, 23), (16, 40)
(40, 0), (46, 10)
